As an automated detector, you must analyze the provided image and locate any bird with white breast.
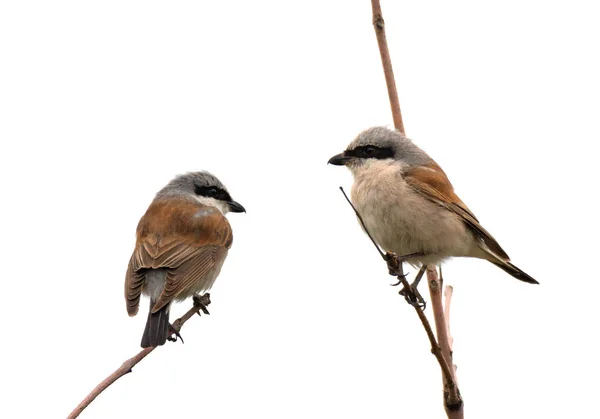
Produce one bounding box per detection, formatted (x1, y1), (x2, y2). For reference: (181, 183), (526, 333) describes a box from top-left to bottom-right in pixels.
(328, 126), (538, 289)
(125, 171), (245, 348)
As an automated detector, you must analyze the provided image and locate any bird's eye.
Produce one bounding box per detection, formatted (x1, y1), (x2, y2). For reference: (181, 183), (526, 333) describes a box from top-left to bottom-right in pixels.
(350, 145), (393, 160)
(194, 185), (220, 198)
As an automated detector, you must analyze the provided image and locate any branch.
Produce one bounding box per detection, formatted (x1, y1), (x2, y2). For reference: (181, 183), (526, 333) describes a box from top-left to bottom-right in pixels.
(338, 187), (462, 414)
(427, 269), (463, 414)
(444, 285), (455, 355)
(67, 293), (212, 419)
(444, 284), (458, 381)
(384, 255), (458, 393)
(368, 2), (463, 416)
(371, 0), (405, 135)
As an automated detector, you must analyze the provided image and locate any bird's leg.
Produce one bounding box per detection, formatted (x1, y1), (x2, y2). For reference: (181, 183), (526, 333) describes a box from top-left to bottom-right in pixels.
(398, 252), (427, 263)
(384, 252), (404, 277)
(166, 294), (211, 344)
(388, 251), (427, 284)
(399, 265), (427, 309)
(384, 252), (427, 308)
(167, 325), (184, 343)
(193, 294), (211, 316)
(410, 265), (427, 289)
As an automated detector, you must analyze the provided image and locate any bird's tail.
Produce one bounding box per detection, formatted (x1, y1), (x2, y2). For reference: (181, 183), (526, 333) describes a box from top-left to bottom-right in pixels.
(490, 260), (539, 284)
(141, 301), (170, 348)
(477, 246), (539, 284)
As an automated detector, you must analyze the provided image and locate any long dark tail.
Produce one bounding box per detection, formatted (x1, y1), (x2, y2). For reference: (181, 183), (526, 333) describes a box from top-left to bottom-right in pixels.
(477, 246), (539, 284)
(491, 260), (539, 284)
(141, 301), (170, 348)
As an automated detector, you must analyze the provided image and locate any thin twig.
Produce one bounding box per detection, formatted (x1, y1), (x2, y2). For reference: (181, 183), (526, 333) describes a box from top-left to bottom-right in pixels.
(371, 0), (405, 135)
(444, 285), (455, 355)
(339, 187), (385, 259)
(67, 294), (212, 419)
(444, 285), (458, 378)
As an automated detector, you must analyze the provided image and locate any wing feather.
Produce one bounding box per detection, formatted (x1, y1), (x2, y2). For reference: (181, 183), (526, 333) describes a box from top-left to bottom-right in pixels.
(404, 163), (510, 260)
(124, 198), (233, 316)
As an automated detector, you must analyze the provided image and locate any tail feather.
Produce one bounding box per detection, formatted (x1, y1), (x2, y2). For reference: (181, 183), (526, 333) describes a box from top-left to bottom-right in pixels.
(491, 260), (539, 284)
(476, 246), (539, 284)
(141, 302), (170, 348)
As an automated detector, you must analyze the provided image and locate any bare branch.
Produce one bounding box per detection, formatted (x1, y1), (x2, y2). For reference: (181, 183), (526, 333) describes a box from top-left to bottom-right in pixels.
(338, 188), (462, 414)
(385, 255), (458, 392)
(67, 293), (212, 419)
(427, 269), (463, 414)
(444, 285), (455, 354)
(371, 0), (405, 135)
(339, 186), (385, 259)
(368, 1), (463, 416)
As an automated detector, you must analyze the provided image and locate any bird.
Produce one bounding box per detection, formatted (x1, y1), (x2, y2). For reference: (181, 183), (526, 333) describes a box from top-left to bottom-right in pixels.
(328, 126), (538, 289)
(125, 171), (245, 348)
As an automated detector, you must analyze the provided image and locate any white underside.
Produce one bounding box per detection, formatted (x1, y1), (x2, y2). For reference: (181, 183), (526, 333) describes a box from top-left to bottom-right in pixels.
(349, 160), (475, 266)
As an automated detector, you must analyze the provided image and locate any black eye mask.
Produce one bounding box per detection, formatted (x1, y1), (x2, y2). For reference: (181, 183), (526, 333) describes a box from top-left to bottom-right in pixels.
(194, 185), (232, 202)
(345, 145), (394, 159)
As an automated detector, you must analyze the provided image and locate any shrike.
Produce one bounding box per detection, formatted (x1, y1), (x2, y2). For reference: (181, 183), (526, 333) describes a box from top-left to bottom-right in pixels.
(125, 171), (245, 348)
(328, 126), (537, 285)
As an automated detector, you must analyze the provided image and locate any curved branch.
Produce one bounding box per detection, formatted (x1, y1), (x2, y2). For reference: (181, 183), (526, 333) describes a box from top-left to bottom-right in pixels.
(67, 293), (212, 419)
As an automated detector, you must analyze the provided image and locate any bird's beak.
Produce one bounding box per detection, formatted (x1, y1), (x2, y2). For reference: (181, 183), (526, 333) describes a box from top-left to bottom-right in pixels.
(328, 152), (351, 166)
(227, 200), (246, 213)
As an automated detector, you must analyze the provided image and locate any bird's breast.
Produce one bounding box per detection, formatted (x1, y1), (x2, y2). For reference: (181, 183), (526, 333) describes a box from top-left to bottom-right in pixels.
(350, 161), (470, 261)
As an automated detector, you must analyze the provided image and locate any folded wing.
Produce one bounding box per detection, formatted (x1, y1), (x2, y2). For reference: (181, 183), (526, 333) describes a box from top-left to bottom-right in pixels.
(404, 163), (510, 260)
(125, 198), (233, 316)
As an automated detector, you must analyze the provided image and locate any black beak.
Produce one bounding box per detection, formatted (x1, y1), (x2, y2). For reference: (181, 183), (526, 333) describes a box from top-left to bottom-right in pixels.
(227, 200), (246, 213)
(328, 153), (351, 166)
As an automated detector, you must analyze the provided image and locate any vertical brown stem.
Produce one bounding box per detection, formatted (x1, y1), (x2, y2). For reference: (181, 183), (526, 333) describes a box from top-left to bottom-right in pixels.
(444, 285), (456, 366)
(371, 0), (405, 135)
(369, 1), (463, 417)
(427, 268), (463, 415)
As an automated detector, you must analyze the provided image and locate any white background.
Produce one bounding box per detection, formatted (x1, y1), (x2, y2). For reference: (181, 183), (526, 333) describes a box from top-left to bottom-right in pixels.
(1, 1), (599, 418)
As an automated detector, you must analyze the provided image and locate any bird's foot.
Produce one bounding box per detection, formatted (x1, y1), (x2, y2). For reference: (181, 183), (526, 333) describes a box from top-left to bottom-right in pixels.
(167, 324), (184, 344)
(398, 266), (428, 309)
(384, 252), (402, 276)
(385, 251), (428, 277)
(390, 273), (410, 287)
(399, 283), (426, 310)
(193, 294), (211, 316)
